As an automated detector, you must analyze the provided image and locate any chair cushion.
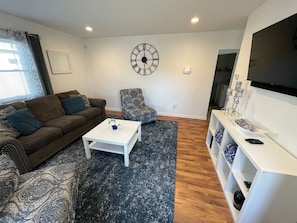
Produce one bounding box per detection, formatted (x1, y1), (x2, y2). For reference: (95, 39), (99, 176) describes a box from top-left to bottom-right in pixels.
(6, 108), (43, 136)
(0, 154), (19, 212)
(62, 97), (86, 115)
(0, 163), (78, 222)
(125, 106), (157, 124)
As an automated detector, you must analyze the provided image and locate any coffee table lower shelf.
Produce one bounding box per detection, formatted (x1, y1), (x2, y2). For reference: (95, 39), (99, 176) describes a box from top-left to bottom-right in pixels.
(83, 127), (140, 166)
(88, 130), (138, 156)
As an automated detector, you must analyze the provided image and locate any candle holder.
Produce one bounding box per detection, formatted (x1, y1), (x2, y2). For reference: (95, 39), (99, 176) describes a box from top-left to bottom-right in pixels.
(231, 82), (244, 117)
(221, 88), (232, 115)
(222, 81), (244, 116)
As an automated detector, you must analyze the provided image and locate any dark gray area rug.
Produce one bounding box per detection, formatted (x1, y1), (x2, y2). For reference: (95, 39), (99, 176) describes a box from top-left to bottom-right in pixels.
(39, 119), (178, 223)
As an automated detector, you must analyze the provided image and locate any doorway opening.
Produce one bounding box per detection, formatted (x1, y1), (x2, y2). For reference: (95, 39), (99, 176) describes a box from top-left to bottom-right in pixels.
(208, 50), (239, 119)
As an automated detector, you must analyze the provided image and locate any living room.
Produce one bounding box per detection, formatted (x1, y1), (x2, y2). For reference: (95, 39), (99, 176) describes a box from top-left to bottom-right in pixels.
(0, 0), (297, 222)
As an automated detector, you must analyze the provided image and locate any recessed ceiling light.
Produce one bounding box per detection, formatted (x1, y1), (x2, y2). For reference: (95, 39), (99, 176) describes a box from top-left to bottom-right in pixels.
(191, 17), (199, 24)
(85, 26), (93, 32)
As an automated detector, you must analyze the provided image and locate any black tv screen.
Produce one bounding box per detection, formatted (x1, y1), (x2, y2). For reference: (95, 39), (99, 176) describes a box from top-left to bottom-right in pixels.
(248, 13), (297, 97)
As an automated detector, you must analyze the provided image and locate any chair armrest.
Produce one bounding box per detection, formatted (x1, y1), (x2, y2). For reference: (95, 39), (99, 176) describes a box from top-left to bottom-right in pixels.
(0, 136), (32, 174)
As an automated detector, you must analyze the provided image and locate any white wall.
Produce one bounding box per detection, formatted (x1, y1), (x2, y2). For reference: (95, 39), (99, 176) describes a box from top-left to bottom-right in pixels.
(232, 0), (297, 157)
(85, 31), (243, 119)
(0, 12), (90, 95)
(0, 11), (243, 120)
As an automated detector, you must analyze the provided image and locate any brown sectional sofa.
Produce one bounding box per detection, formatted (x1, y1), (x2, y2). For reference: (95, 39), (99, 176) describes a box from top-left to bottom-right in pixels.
(0, 90), (106, 174)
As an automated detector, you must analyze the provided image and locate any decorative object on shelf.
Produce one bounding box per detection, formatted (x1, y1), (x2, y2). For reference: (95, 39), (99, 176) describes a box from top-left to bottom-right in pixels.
(222, 87), (233, 114)
(233, 190), (245, 211)
(108, 119), (120, 130)
(224, 144), (238, 164)
(130, 43), (159, 75)
(230, 81), (244, 116)
(222, 80), (244, 116)
(244, 181), (252, 189)
(234, 118), (255, 132)
(215, 129), (224, 145)
(233, 118), (267, 135)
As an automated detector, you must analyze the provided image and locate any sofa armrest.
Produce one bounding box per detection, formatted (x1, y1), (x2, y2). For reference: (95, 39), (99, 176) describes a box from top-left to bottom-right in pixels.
(0, 136), (32, 174)
(89, 98), (106, 115)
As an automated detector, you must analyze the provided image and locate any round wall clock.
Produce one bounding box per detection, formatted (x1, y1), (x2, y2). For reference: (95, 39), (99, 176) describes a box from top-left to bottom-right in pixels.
(130, 43), (159, 75)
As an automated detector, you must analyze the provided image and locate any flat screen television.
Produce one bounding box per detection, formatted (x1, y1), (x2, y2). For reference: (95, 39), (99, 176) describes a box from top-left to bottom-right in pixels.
(248, 13), (297, 97)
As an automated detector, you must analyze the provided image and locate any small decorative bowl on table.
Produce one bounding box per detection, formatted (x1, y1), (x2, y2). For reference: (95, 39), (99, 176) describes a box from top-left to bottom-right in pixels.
(108, 118), (120, 130)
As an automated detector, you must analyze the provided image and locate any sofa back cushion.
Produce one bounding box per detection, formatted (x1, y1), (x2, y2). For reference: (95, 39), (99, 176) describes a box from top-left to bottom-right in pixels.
(55, 90), (80, 100)
(26, 95), (65, 123)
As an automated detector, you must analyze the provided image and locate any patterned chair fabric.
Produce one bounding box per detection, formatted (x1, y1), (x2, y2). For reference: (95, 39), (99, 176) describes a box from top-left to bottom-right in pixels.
(120, 88), (157, 124)
(0, 154), (78, 223)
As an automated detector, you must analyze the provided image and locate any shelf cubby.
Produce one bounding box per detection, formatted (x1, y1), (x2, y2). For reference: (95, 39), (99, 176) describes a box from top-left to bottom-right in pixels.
(216, 153), (231, 188)
(225, 173), (241, 220)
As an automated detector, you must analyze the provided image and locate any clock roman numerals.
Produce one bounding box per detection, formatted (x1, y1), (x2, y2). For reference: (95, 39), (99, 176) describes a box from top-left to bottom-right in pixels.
(130, 43), (159, 75)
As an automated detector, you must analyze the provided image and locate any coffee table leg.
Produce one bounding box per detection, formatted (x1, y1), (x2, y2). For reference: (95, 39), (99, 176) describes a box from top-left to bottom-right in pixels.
(83, 138), (91, 159)
(124, 145), (129, 167)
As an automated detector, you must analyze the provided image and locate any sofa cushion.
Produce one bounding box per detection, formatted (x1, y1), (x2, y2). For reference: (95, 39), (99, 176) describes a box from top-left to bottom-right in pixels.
(0, 106), (21, 138)
(6, 108), (43, 136)
(18, 127), (64, 154)
(74, 107), (101, 121)
(44, 115), (87, 134)
(0, 106), (16, 120)
(70, 94), (91, 108)
(0, 154), (19, 212)
(55, 90), (80, 100)
(26, 95), (65, 123)
(0, 163), (78, 223)
(62, 97), (86, 115)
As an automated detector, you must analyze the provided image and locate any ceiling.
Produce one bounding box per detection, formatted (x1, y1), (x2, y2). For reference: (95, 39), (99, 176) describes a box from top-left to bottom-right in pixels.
(0, 0), (267, 39)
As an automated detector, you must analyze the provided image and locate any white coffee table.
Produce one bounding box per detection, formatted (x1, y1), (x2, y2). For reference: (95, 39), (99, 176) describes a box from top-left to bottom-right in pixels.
(82, 119), (141, 166)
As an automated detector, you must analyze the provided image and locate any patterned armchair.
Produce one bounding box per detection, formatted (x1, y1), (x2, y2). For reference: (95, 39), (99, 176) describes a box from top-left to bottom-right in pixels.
(120, 88), (157, 124)
(0, 154), (78, 223)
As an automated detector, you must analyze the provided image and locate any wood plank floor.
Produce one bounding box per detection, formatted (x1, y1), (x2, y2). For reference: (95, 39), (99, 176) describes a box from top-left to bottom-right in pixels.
(106, 111), (233, 223)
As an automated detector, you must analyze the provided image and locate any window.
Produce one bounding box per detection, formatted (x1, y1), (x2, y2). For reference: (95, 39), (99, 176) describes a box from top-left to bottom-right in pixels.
(0, 31), (45, 104)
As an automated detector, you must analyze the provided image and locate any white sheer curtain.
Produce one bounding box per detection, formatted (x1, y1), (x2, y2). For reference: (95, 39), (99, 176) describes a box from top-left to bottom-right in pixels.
(0, 29), (45, 103)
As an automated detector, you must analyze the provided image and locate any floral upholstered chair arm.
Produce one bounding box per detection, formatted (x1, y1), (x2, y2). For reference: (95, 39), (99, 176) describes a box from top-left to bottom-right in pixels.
(0, 155), (78, 223)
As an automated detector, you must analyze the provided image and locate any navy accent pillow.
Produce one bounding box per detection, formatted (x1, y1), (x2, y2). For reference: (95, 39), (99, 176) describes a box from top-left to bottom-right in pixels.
(6, 108), (43, 136)
(62, 97), (86, 115)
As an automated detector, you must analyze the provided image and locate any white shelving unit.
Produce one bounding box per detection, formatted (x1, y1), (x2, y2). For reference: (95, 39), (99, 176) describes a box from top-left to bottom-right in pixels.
(206, 110), (297, 223)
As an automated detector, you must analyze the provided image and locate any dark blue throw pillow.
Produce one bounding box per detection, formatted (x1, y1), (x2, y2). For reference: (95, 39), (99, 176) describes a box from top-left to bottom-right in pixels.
(62, 97), (86, 115)
(6, 108), (43, 136)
